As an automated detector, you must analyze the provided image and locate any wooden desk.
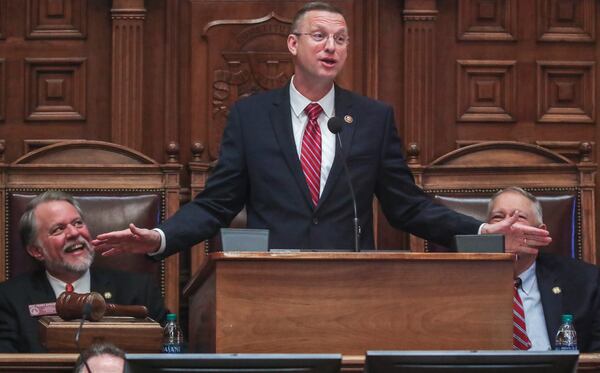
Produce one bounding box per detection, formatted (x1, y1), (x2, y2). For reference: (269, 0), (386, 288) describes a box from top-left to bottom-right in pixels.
(184, 252), (515, 354)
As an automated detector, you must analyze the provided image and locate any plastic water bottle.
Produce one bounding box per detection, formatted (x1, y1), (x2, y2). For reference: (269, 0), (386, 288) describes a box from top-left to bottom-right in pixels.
(555, 314), (578, 350)
(162, 313), (183, 353)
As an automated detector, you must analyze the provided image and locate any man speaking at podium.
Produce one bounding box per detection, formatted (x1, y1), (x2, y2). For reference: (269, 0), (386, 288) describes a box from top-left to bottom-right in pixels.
(0, 191), (167, 352)
(93, 2), (550, 258)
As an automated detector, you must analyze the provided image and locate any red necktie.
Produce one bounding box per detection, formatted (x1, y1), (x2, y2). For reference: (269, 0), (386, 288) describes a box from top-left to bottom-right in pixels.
(513, 278), (532, 350)
(301, 103), (323, 207)
(65, 283), (74, 293)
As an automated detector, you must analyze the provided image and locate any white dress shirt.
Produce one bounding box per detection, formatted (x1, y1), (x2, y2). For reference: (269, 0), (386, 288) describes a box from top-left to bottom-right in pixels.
(518, 262), (552, 351)
(46, 270), (91, 299)
(289, 75), (336, 196)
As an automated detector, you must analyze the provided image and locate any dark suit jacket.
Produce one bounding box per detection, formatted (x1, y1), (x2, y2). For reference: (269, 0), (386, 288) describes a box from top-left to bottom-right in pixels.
(0, 268), (167, 352)
(159, 84), (481, 256)
(537, 253), (600, 351)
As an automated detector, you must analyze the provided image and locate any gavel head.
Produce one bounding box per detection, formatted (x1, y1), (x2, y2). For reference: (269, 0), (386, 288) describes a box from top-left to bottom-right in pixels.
(56, 292), (106, 321)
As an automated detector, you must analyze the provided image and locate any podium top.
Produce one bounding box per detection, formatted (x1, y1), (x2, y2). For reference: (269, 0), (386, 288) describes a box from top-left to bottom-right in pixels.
(184, 251), (513, 296)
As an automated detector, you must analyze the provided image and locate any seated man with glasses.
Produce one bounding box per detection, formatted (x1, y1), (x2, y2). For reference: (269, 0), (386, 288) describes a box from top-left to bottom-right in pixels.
(0, 191), (167, 352)
(487, 187), (600, 352)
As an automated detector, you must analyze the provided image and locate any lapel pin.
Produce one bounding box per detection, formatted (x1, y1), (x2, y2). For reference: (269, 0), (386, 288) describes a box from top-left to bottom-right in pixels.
(552, 286), (561, 294)
(344, 115), (353, 124)
(103, 292), (112, 300)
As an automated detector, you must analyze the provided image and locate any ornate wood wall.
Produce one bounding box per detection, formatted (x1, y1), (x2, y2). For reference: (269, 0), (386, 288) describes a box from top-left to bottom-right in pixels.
(0, 0), (597, 260)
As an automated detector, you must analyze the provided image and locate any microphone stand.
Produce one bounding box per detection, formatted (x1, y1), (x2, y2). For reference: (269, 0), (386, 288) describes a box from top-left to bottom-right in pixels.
(75, 303), (93, 373)
(335, 134), (360, 252)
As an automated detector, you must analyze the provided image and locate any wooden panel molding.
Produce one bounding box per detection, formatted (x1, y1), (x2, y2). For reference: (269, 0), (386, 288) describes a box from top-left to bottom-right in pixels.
(0, 59), (4, 122)
(111, 1), (146, 151)
(457, 0), (518, 41)
(456, 60), (516, 122)
(0, 0), (6, 39)
(536, 140), (594, 163)
(537, 0), (595, 42)
(537, 61), (595, 123)
(26, 0), (87, 39)
(403, 4), (437, 164)
(24, 58), (87, 121)
(203, 12), (293, 160)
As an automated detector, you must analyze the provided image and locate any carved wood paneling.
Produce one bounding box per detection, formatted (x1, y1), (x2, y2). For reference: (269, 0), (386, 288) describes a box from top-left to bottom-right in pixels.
(457, 0), (518, 41)
(537, 0), (595, 42)
(24, 58), (87, 121)
(0, 59), (4, 122)
(537, 61), (595, 123)
(111, 3), (145, 151)
(456, 60), (516, 122)
(204, 12), (293, 160)
(403, 6), (437, 164)
(26, 0), (87, 39)
(0, 0), (6, 39)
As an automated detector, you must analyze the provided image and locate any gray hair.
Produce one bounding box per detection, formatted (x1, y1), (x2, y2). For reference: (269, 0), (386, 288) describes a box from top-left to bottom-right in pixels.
(290, 1), (345, 34)
(19, 190), (84, 248)
(487, 187), (544, 225)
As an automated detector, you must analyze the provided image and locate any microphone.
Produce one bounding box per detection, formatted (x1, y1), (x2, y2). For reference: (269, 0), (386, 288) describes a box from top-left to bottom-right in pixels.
(327, 116), (360, 252)
(75, 302), (92, 373)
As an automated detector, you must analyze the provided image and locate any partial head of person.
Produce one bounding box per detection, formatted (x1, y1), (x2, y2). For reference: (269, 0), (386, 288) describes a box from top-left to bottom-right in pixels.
(287, 1), (349, 98)
(74, 342), (125, 373)
(487, 187), (546, 275)
(19, 191), (94, 284)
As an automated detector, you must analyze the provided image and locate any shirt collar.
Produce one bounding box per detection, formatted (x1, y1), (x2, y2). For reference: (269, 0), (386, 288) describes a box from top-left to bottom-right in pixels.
(289, 76), (335, 120)
(518, 261), (536, 295)
(46, 269), (90, 298)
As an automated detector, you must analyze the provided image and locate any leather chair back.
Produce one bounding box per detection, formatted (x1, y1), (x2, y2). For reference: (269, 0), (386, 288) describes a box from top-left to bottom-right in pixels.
(427, 191), (580, 258)
(7, 191), (163, 279)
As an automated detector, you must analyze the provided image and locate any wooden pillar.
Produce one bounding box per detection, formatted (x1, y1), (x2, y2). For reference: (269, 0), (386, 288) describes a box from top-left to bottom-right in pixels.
(403, 0), (437, 164)
(111, 0), (146, 151)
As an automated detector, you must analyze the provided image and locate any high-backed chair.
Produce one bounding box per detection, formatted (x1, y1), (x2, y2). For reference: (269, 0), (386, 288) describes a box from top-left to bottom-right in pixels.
(407, 141), (597, 264)
(0, 140), (182, 313)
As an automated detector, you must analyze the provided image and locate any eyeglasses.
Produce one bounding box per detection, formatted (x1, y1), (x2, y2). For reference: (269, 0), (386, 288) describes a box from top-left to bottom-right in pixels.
(293, 31), (350, 45)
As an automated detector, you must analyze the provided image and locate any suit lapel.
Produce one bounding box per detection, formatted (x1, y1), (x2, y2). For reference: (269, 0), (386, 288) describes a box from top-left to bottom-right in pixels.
(270, 84), (314, 208)
(536, 256), (562, 347)
(317, 85), (356, 210)
(30, 271), (57, 303)
(90, 269), (111, 300)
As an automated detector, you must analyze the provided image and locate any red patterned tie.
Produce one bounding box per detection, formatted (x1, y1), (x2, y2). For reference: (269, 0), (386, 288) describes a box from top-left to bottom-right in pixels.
(65, 283), (74, 293)
(513, 278), (532, 350)
(301, 103), (323, 207)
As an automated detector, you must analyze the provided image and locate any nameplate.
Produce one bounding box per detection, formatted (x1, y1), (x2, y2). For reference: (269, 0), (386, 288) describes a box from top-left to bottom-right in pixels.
(29, 302), (57, 317)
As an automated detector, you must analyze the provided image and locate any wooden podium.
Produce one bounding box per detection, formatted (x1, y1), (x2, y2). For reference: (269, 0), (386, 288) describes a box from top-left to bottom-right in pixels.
(184, 252), (515, 354)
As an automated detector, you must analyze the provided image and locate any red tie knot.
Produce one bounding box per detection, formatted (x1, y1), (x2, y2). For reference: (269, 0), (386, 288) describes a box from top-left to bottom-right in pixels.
(305, 103), (323, 122)
(65, 283), (74, 293)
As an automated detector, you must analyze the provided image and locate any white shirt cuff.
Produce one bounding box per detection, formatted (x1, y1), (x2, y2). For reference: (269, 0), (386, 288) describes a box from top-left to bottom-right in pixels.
(147, 228), (166, 256)
(478, 223), (487, 234)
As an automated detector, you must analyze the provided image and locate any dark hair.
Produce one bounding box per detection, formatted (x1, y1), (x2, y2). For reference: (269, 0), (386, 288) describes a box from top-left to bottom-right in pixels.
(19, 190), (84, 249)
(73, 342), (125, 373)
(290, 1), (345, 33)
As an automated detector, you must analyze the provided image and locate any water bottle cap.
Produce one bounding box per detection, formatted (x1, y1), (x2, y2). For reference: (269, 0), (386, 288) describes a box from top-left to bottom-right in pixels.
(561, 314), (573, 323)
(166, 313), (177, 321)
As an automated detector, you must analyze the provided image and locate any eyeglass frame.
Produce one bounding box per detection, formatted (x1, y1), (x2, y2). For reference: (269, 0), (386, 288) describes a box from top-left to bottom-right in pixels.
(291, 31), (350, 46)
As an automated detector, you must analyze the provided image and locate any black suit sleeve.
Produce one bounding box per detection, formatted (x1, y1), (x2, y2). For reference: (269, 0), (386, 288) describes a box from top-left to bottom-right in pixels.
(374, 107), (482, 247)
(0, 284), (19, 352)
(585, 268), (600, 352)
(158, 102), (248, 258)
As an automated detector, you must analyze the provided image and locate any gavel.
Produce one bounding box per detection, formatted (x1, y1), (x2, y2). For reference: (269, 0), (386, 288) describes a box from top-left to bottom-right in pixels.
(56, 292), (148, 321)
